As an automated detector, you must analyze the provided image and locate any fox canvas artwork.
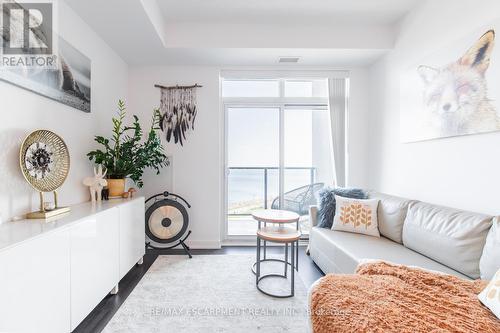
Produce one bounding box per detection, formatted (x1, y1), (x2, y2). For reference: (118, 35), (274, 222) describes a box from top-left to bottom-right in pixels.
(401, 27), (500, 142)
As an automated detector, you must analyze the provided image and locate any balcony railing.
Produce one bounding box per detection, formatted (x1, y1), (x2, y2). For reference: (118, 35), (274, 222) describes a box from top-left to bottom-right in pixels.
(227, 166), (316, 215)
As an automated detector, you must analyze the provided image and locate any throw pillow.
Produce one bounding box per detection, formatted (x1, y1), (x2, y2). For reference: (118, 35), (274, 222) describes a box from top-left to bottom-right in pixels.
(332, 195), (380, 237)
(317, 187), (367, 228)
(478, 268), (500, 319)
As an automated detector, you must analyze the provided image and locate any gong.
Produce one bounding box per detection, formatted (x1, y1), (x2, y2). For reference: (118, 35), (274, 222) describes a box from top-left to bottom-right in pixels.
(145, 198), (189, 244)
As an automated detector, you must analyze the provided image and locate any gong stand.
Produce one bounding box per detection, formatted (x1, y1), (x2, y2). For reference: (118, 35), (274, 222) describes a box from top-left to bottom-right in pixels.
(145, 191), (193, 258)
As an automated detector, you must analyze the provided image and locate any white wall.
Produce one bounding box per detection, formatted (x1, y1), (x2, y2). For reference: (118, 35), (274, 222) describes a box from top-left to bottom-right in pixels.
(128, 66), (370, 248)
(366, 0), (500, 215)
(0, 1), (128, 223)
(128, 66), (222, 248)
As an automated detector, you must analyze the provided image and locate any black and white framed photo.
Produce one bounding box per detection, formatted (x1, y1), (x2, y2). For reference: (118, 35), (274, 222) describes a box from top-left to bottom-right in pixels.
(0, 36), (91, 113)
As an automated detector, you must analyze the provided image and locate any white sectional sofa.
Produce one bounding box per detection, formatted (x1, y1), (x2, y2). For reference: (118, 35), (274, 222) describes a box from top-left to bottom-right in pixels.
(308, 191), (499, 281)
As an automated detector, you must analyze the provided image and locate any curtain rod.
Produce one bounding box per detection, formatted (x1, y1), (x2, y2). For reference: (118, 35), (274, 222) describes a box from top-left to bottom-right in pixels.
(154, 84), (203, 90)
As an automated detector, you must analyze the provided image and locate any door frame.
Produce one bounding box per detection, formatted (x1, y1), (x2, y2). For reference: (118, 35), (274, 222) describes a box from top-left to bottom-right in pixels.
(222, 103), (329, 242)
(220, 74), (335, 243)
(222, 103), (283, 242)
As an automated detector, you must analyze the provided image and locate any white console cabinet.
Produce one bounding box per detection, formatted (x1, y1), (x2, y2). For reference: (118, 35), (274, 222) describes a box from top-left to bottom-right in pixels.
(0, 228), (71, 333)
(70, 208), (120, 330)
(0, 197), (145, 333)
(119, 199), (145, 279)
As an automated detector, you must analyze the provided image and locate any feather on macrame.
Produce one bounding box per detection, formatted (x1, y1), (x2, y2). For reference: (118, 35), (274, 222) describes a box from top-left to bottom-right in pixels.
(159, 87), (197, 146)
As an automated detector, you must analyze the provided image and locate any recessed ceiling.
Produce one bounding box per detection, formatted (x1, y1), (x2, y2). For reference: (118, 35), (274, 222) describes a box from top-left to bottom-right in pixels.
(156, 0), (418, 25)
(64, 0), (419, 66)
(149, 48), (388, 67)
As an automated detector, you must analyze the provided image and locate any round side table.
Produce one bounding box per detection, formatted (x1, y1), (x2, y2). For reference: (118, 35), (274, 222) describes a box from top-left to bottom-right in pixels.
(251, 209), (300, 275)
(256, 226), (301, 298)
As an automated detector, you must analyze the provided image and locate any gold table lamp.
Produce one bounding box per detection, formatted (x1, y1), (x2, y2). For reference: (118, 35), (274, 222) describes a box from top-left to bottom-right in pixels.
(19, 130), (71, 219)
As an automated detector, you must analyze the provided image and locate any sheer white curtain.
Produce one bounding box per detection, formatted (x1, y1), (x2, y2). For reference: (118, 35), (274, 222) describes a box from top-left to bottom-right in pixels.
(328, 78), (348, 187)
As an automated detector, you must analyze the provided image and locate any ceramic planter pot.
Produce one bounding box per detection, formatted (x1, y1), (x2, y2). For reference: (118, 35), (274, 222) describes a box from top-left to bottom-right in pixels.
(107, 178), (125, 197)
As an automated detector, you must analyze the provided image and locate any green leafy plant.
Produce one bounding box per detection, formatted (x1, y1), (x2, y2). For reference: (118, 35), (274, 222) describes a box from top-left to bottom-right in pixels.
(87, 100), (169, 188)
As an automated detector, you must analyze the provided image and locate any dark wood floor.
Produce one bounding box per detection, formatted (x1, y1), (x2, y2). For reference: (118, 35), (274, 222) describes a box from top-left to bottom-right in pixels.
(73, 246), (324, 333)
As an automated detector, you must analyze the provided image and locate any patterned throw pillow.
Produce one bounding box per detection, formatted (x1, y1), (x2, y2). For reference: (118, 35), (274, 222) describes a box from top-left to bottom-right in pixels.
(332, 195), (380, 237)
(478, 268), (500, 319)
(317, 187), (367, 228)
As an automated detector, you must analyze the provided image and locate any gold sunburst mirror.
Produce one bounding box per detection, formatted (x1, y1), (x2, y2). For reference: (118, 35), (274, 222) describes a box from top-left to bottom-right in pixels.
(20, 130), (70, 219)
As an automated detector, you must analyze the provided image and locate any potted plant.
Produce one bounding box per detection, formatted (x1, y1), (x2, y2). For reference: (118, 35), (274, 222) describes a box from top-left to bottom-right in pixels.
(87, 100), (169, 197)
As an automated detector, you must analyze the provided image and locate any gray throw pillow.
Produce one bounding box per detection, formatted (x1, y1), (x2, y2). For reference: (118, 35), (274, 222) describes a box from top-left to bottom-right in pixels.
(317, 187), (367, 228)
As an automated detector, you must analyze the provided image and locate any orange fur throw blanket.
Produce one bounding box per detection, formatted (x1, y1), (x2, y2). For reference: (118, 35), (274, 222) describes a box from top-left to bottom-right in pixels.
(309, 262), (500, 333)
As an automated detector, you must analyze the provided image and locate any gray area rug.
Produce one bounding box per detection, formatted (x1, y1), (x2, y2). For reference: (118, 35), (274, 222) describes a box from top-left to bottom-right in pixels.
(103, 255), (310, 333)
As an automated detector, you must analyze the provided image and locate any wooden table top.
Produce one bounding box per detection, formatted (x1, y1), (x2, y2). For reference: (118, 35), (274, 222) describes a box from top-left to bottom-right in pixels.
(257, 226), (301, 242)
(251, 209), (300, 224)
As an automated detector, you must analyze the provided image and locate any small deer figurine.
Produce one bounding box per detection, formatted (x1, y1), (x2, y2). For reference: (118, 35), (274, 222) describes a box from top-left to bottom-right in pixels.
(83, 165), (108, 202)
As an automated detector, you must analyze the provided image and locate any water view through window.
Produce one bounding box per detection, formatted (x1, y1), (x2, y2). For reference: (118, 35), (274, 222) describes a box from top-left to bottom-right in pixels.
(223, 78), (334, 237)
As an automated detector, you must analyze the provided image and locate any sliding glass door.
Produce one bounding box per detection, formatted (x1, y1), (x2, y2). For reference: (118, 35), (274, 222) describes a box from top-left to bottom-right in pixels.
(226, 107), (280, 236)
(223, 77), (334, 238)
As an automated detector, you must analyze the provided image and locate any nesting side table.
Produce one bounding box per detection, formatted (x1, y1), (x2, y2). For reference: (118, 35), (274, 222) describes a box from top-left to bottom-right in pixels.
(252, 209), (301, 298)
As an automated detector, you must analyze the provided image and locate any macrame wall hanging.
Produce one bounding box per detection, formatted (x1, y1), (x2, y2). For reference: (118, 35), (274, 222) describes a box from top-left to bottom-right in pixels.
(155, 83), (202, 146)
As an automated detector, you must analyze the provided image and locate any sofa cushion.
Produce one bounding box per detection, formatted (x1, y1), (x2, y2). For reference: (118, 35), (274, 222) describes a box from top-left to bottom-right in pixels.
(403, 202), (492, 279)
(368, 191), (417, 244)
(480, 217), (500, 281)
(309, 227), (469, 279)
